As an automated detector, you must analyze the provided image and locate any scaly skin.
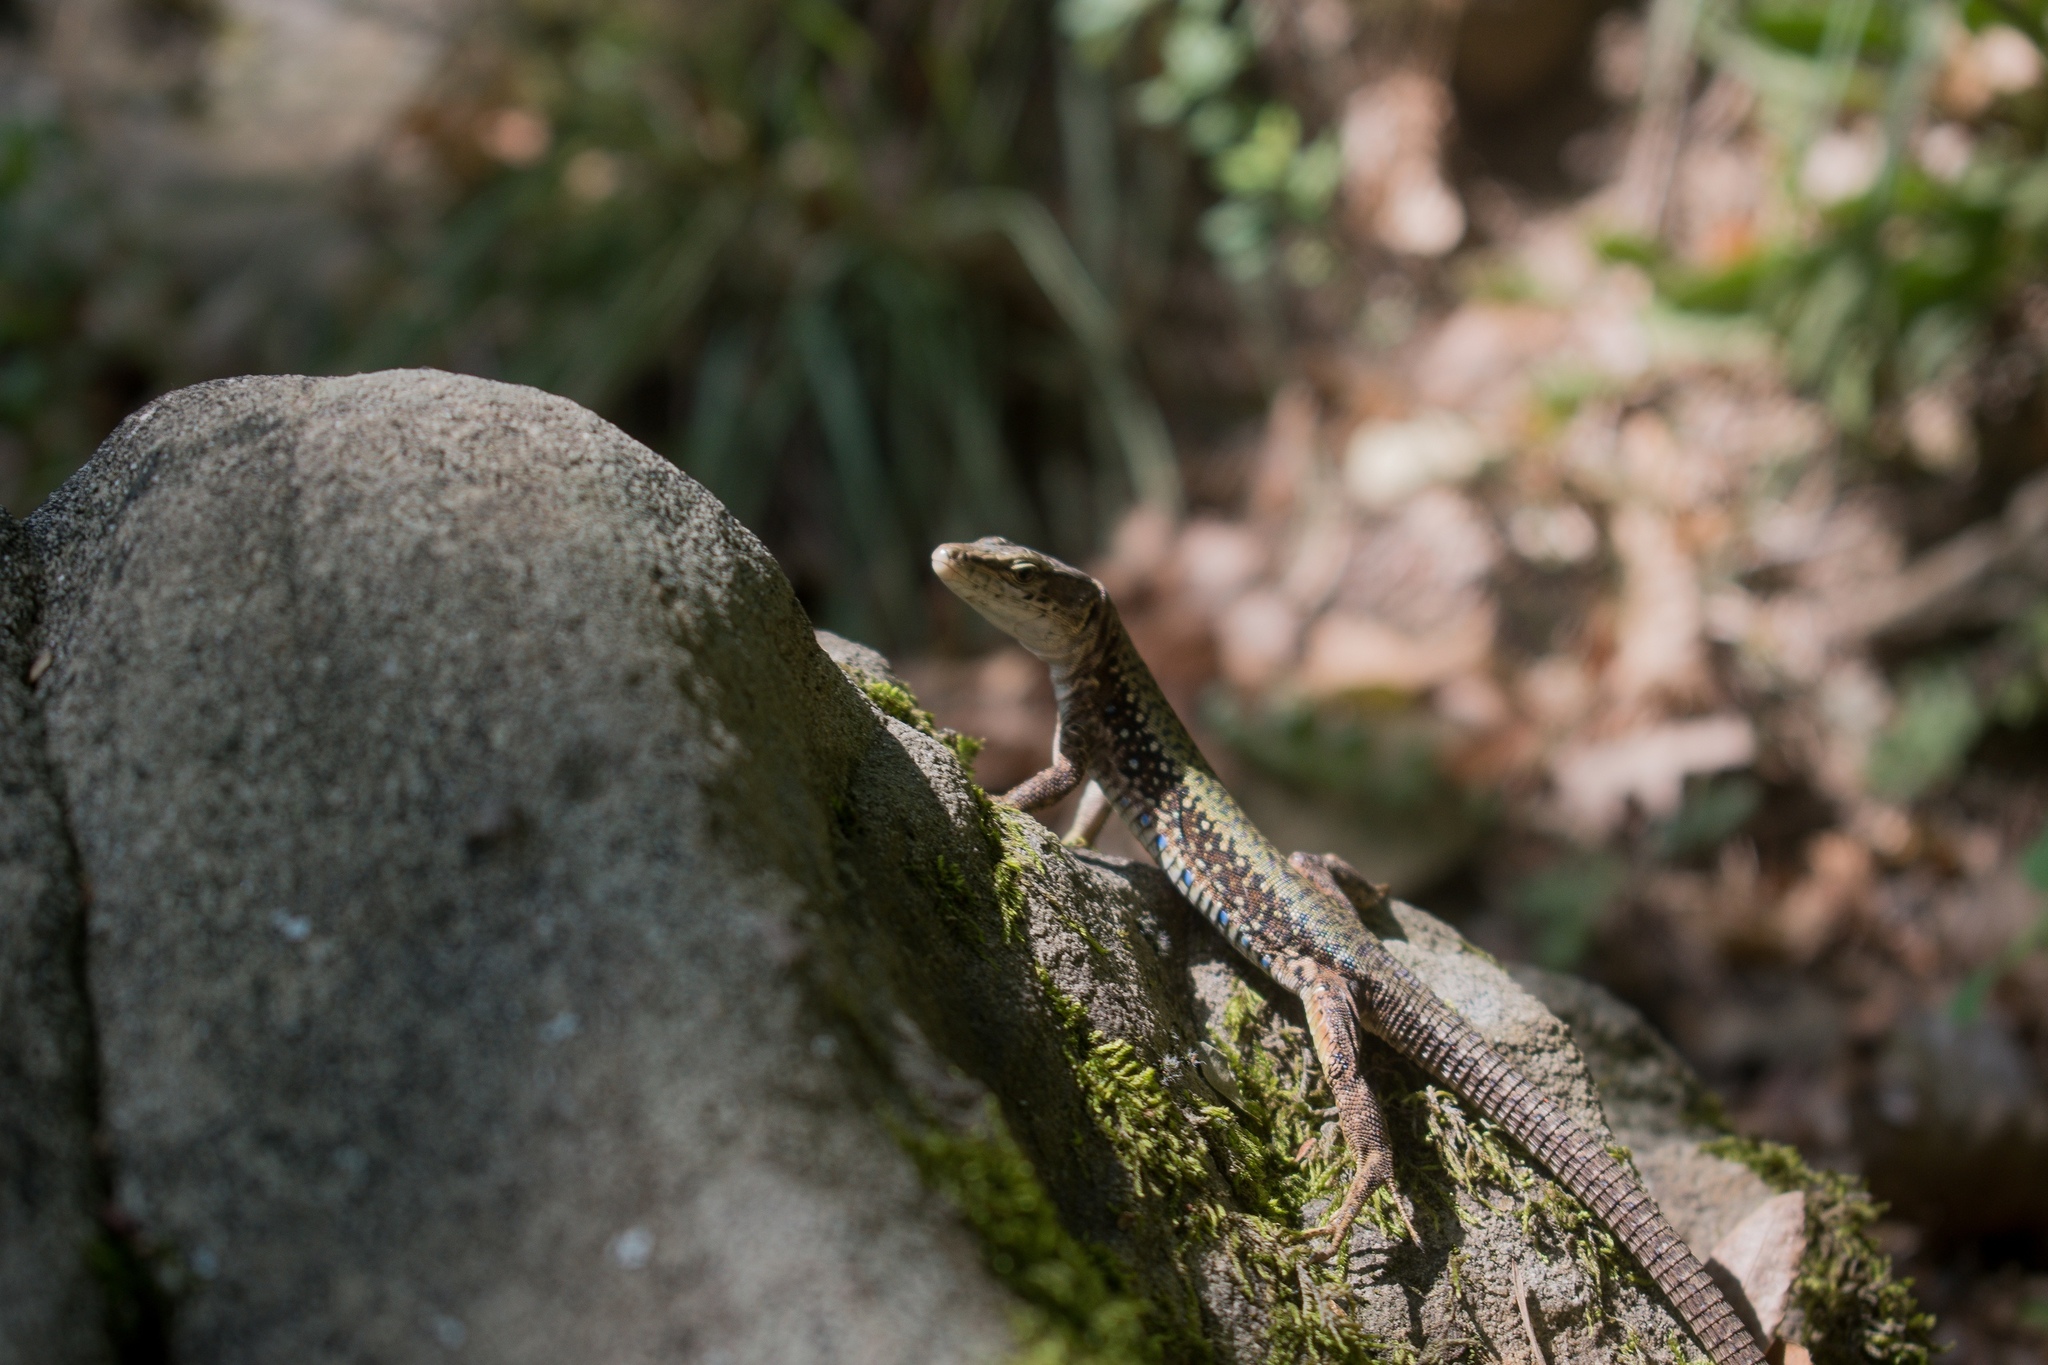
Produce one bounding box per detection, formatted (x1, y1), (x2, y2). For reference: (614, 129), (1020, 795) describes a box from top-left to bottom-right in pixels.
(932, 537), (1766, 1365)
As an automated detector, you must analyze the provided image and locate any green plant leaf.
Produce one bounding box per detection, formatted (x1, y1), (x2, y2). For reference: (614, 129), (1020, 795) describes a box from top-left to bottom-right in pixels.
(1867, 664), (1983, 803)
(1514, 853), (1628, 970)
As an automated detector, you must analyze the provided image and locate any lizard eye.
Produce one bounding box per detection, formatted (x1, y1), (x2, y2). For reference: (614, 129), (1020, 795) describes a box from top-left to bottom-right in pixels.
(1010, 560), (1037, 581)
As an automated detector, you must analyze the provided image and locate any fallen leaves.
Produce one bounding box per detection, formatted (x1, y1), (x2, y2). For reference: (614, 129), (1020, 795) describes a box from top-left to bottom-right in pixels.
(1339, 71), (1465, 257)
(1550, 715), (1757, 839)
(1708, 1191), (1809, 1343)
(1300, 602), (1497, 697)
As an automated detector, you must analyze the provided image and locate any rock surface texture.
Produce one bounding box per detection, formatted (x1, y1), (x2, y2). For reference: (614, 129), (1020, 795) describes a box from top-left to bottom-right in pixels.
(0, 371), (1923, 1365)
(0, 510), (111, 1365)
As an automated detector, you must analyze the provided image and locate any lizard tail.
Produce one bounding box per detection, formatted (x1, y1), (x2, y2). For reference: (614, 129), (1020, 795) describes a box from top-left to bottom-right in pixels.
(1356, 943), (1768, 1365)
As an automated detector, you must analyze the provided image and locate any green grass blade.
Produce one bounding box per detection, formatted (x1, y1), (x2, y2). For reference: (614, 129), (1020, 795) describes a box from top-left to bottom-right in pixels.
(930, 188), (1182, 513)
(791, 291), (918, 634)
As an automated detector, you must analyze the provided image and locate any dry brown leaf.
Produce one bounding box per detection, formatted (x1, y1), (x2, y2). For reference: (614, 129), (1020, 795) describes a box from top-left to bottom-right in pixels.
(1937, 20), (2045, 117)
(1708, 1190), (1807, 1343)
(1250, 382), (1319, 523)
(1097, 503), (1177, 599)
(1171, 519), (1270, 612)
(1518, 656), (1597, 733)
(1550, 714), (1756, 838)
(1217, 589), (1306, 692)
(1277, 515), (1355, 612)
(1329, 490), (1499, 635)
(1507, 503), (1599, 565)
(1607, 505), (1708, 709)
(1343, 412), (1493, 508)
(1414, 304), (1567, 412)
(1824, 468), (2048, 645)
(1777, 833), (1873, 962)
(1298, 603), (1495, 696)
(1435, 672), (1511, 732)
(1339, 71), (1464, 257)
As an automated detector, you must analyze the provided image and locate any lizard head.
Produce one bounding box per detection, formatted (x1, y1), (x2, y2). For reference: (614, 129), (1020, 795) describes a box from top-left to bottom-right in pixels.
(931, 538), (1108, 666)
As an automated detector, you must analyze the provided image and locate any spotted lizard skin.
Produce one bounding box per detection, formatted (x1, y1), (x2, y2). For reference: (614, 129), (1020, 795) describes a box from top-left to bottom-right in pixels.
(934, 539), (1766, 1365)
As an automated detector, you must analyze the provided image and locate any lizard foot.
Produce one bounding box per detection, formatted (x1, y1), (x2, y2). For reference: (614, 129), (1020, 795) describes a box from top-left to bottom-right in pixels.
(1298, 1165), (1419, 1260)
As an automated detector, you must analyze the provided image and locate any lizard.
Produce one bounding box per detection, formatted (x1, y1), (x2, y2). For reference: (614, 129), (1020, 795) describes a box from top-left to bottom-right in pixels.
(931, 536), (1768, 1365)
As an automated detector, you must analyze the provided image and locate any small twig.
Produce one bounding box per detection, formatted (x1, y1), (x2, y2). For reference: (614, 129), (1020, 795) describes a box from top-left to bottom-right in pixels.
(1513, 1264), (1548, 1365)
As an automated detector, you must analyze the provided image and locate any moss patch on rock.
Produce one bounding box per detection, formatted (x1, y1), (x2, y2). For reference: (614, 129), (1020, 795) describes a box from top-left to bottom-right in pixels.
(1210, 979), (1656, 1363)
(895, 1098), (1157, 1365)
(1702, 1137), (1937, 1365)
(831, 650), (1894, 1365)
(857, 675), (984, 768)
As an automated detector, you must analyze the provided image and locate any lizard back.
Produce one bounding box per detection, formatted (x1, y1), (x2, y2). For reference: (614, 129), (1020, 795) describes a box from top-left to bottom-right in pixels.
(1054, 622), (1375, 976)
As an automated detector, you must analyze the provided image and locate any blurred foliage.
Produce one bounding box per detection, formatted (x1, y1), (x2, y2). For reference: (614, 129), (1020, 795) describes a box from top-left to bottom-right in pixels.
(1623, 0), (2048, 433)
(0, 0), (1235, 647)
(1202, 689), (1461, 815)
(0, 112), (128, 504)
(1986, 597), (2048, 722)
(342, 0), (1191, 644)
(1866, 660), (1984, 800)
(1861, 600), (2048, 808)
(1059, 0), (1344, 283)
(1512, 851), (1627, 969)
(0, 0), (1370, 643)
(1953, 806), (2048, 1019)
(1654, 773), (1763, 858)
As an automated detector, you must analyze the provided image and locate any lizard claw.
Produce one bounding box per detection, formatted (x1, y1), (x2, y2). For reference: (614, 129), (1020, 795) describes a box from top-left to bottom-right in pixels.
(1298, 1187), (1420, 1260)
(1393, 1198), (1421, 1246)
(1296, 1203), (1362, 1261)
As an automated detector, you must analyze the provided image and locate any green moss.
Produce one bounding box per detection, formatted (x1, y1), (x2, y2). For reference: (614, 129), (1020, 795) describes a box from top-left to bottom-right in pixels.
(85, 1223), (176, 1361)
(1702, 1137), (1936, 1365)
(860, 676), (984, 767)
(894, 1098), (1156, 1365)
(854, 672), (1455, 1363)
(982, 799), (1045, 943)
(850, 663), (1035, 945)
(918, 851), (988, 949)
(1205, 984), (1426, 1363)
(1214, 981), (1668, 1359)
(1034, 965), (1416, 1362)
(856, 669), (1185, 1359)
(1060, 915), (1113, 957)
(1036, 967), (1211, 1200)
(1409, 1076), (1648, 1337)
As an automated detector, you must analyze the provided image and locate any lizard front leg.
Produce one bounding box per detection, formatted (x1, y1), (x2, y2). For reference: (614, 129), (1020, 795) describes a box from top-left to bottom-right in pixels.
(1284, 958), (1418, 1257)
(998, 755), (1082, 811)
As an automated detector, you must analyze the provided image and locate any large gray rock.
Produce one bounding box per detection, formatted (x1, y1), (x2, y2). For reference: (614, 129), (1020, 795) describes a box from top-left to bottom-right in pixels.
(0, 512), (111, 1365)
(23, 372), (1016, 1364)
(5, 370), (1920, 1365)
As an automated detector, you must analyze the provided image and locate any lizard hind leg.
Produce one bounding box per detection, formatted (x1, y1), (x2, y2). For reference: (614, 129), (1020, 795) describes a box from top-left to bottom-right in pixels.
(1291, 962), (1419, 1258)
(1288, 850), (1390, 921)
(1063, 780), (1111, 847)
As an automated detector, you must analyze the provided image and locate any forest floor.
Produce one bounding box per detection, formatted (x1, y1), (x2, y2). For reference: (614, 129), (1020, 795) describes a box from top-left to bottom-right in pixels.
(906, 18), (2048, 1361)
